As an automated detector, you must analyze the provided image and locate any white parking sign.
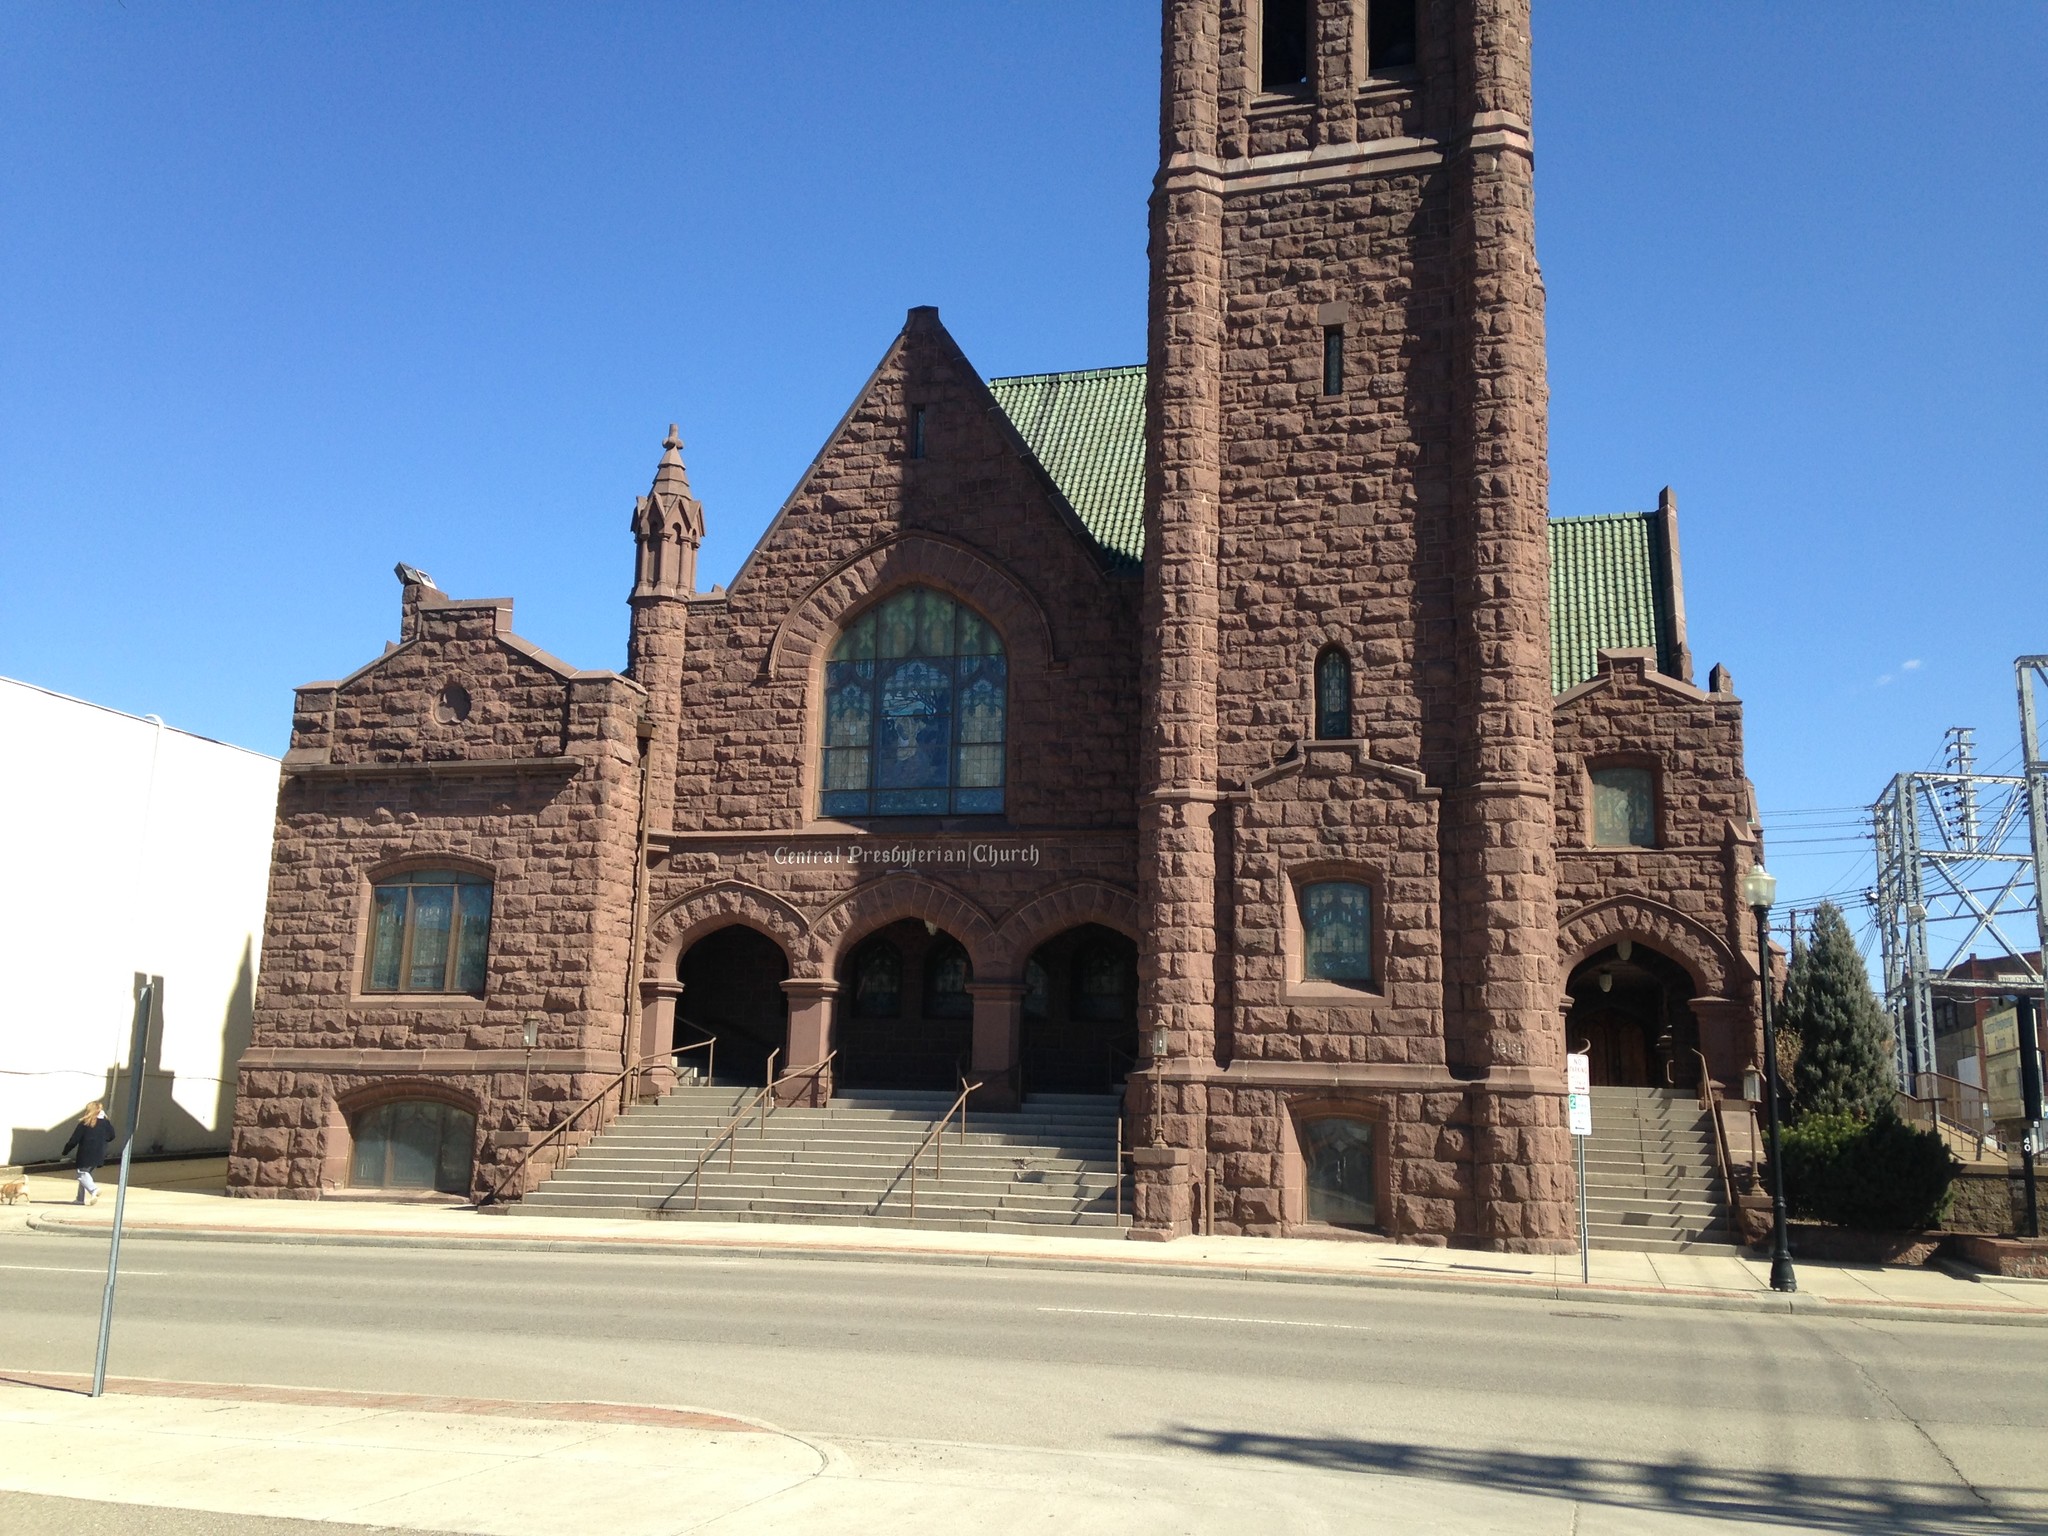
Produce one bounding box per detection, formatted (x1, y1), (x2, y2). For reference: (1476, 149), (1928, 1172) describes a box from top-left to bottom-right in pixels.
(1567, 1052), (1593, 1137)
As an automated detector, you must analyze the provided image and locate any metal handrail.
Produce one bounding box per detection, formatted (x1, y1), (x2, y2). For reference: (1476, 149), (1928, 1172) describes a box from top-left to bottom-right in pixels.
(668, 1050), (839, 1211)
(672, 1036), (715, 1087)
(891, 1077), (982, 1223)
(670, 1047), (779, 1212)
(1910, 1070), (1997, 1156)
(479, 1063), (636, 1208)
(1693, 1050), (1743, 1218)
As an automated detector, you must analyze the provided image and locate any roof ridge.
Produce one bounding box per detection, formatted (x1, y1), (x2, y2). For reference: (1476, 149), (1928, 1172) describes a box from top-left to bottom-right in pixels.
(987, 364), (1146, 385)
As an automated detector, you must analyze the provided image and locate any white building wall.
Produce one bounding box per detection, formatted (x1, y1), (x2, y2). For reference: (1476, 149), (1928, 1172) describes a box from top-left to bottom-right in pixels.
(0, 678), (277, 1165)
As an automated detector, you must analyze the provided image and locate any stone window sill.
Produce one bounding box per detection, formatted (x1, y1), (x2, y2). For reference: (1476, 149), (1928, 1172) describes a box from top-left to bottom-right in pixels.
(1283, 979), (1385, 1010)
(348, 993), (489, 1010)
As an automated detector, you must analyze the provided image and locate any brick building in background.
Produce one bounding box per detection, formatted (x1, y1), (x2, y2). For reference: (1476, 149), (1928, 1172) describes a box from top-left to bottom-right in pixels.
(232, 0), (1769, 1251)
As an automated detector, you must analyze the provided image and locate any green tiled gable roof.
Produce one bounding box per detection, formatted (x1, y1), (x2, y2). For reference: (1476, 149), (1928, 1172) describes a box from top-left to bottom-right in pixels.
(988, 367), (1677, 694)
(1547, 511), (1675, 692)
(987, 366), (1147, 564)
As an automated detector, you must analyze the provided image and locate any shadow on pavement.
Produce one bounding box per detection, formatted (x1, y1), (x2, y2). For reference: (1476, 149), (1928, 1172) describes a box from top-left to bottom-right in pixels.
(1126, 1426), (2031, 1534)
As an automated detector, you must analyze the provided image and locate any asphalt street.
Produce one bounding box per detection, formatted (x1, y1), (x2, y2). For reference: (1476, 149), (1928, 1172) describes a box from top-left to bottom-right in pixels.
(2, 1234), (2045, 1533)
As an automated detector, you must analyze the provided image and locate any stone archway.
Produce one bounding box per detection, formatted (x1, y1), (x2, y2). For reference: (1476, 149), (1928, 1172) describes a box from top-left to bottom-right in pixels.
(676, 926), (791, 1087)
(1563, 942), (1699, 1088)
(1017, 923), (1140, 1095)
(833, 918), (978, 1091)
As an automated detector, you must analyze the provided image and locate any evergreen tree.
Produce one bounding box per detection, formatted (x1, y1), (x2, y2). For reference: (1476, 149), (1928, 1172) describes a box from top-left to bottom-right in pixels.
(1781, 902), (1896, 1119)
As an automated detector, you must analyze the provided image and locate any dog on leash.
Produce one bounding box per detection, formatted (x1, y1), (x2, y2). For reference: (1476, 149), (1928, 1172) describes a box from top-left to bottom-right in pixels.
(0, 1179), (26, 1206)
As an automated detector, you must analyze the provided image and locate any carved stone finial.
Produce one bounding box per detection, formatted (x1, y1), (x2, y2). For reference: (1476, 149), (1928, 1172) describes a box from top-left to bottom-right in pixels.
(664, 423), (683, 452)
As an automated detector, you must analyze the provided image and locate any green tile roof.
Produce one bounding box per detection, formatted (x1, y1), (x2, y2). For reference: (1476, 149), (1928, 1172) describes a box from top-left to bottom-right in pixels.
(988, 367), (1675, 694)
(1548, 511), (1675, 693)
(988, 366), (1147, 565)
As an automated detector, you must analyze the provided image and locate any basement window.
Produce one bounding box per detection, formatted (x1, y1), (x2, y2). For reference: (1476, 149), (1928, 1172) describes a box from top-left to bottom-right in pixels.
(1300, 1115), (1378, 1229)
(1261, 0), (1311, 93)
(1368, 0), (1417, 72)
(349, 1100), (475, 1194)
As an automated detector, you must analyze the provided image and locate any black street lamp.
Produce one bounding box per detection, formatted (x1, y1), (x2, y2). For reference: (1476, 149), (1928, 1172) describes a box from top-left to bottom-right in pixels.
(1743, 862), (1797, 1293)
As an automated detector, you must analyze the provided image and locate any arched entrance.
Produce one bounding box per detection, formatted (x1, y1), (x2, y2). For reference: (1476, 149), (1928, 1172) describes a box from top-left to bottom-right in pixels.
(677, 926), (789, 1086)
(1565, 942), (1700, 1089)
(1019, 924), (1139, 1094)
(833, 919), (975, 1090)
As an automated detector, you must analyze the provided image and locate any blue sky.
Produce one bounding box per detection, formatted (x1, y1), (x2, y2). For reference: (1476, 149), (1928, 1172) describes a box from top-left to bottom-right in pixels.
(4, 3), (2044, 939)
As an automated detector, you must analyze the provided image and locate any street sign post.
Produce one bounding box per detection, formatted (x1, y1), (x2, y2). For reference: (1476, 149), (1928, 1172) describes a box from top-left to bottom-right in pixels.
(1567, 1052), (1592, 1283)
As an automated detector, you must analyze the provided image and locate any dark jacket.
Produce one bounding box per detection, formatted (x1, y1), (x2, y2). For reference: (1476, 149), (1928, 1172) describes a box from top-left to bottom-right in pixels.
(61, 1116), (119, 1171)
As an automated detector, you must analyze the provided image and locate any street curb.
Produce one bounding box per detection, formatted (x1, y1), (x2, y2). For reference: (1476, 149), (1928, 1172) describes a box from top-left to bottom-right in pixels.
(22, 1212), (2047, 1328)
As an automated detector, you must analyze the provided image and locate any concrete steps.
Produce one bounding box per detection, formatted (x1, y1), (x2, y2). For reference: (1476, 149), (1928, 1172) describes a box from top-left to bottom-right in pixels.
(1576, 1086), (1737, 1252)
(521, 1086), (1133, 1235)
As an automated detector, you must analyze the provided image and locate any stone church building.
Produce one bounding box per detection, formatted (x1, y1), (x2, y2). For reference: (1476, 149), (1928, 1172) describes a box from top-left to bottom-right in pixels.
(231, 0), (1769, 1251)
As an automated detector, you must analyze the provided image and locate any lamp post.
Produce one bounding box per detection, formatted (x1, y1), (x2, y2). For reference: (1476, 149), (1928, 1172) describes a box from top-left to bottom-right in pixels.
(1742, 862), (1797, 1293)
(522, 1015), (541, 1119)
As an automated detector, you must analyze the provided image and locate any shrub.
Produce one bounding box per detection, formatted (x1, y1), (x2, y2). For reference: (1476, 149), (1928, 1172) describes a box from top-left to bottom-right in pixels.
(1776, 1109), (1958, 1231)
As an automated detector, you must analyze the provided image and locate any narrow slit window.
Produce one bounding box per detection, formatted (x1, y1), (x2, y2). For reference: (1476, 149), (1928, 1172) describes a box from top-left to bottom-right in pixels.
(909, 406), (927, 460)
(1322, 325), (1344, 396)
(1368, 0), (1417, 72)
(1261, 0), (1311, 92)
(1315, 647), (1352, 740)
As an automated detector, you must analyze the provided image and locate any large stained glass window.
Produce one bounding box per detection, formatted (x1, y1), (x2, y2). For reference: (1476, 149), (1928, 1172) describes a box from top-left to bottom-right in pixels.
(364, 870), (493, 996)
(1300, 1116), (1377, 1228)
(821, 587), (1006, 817)
(1300, 880), (1373, 987)
(1591, 766), (1657, 848)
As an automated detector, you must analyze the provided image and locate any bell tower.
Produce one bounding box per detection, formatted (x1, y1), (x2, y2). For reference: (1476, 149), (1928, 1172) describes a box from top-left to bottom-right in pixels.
(1138, 0), (1570, 1250)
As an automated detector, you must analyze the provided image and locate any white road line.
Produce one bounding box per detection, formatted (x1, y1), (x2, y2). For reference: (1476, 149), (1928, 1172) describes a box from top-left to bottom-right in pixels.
(1037, 1306), (1369, 1332)
(0, 1264), (168, 1276)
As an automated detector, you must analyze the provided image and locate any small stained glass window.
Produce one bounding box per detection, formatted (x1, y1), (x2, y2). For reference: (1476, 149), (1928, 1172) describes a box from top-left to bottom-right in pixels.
(364, 870), (492, 996)
(1316, 647), (1352, 740)
(821, 587), (1006, 818)
(1073, 943), (1135, 1023)
(1591, 766), (1657, 848)
(924, 940), (974, 1019)
(1301, 1116), (1377, 1228)
(348, 1099), (475, 1194)
(1022, 958), (1051, 1020)
(853, 942), (903, 1018)
(1301, 881), (1373, 987)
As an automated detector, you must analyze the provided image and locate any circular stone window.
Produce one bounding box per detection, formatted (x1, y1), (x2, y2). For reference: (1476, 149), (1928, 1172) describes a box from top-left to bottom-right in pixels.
(434, 682), (472, 724)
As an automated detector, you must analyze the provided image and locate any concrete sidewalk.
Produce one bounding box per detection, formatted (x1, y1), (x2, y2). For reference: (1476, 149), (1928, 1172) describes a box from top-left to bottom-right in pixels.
(7, 1160), (2044, 1325)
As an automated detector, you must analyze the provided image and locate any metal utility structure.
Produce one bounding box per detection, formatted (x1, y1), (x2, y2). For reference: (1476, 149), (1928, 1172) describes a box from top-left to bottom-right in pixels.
(1871, 659), (2048, 1087)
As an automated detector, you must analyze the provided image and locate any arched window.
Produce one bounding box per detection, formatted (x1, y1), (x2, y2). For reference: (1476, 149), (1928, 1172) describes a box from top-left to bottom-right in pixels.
(348, 1099), (475, 1194)
(1315, 647), (1352, 740)
(1300, 880), (1374, 987)
(923, 940), (974, 1019)
(364, 869), (493, 996)
(852, 941), (903, 1017)
(821, 587), (1007, 817)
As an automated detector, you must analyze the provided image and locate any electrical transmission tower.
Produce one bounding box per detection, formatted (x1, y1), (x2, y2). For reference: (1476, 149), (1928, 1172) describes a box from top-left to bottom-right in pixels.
(1871, 659), (2048, 1088)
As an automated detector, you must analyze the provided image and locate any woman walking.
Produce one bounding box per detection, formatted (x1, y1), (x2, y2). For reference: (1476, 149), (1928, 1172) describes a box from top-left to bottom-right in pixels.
(61, 1103), (119, 1205)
